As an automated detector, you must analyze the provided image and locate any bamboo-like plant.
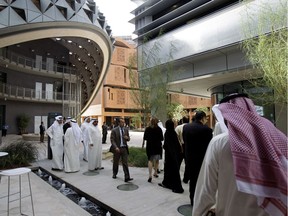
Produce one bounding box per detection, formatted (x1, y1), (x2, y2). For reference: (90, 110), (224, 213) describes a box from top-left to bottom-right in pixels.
(129, 30), (178, 126)
(167, 103), (188, 122)
(241, 0), (287, 104)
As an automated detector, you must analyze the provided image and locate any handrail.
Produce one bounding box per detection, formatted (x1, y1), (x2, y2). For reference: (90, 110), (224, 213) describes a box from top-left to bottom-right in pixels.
(0, 82), (78, 104)
(0, 49), (77, 75)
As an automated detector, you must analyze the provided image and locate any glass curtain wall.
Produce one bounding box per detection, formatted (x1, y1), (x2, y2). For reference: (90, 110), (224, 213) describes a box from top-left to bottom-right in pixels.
(211, 80), (275, 124)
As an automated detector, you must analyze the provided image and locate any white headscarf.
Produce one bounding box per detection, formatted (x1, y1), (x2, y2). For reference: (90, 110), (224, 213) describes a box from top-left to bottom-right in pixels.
(55, 115), (63, 121)
(157, 120), (166, 134)
(70, 120), (82, 144)
(84, 116), (90, 123)
(212, 104), (228, 134)
(52, 115), (63, 130)
(65, 116), (72, 123)
(90, 118), (98, 125)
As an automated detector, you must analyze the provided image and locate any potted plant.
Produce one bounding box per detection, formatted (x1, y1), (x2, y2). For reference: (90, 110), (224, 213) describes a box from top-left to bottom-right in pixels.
(16, 113), (30, 135)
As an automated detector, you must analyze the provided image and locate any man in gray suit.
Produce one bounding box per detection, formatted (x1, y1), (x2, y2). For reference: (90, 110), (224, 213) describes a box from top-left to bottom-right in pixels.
(110, 117), (133, 182)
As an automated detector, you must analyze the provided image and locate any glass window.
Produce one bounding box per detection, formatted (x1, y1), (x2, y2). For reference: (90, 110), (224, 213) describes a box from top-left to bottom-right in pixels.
(211, 80), (275, 124)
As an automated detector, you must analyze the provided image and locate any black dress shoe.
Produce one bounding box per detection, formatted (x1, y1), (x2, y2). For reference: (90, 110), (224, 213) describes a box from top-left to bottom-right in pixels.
(51, 168), (62, 171)
(183, 179), (189, 184)
(124, 178), (133, 182)
(172, 189), (184, 194)
(112, 175), (117, 179)
(158, 183), (167, 188)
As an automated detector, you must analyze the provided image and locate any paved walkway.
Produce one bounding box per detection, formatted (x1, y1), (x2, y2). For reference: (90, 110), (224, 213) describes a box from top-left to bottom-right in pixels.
(0, 132), (191, 216)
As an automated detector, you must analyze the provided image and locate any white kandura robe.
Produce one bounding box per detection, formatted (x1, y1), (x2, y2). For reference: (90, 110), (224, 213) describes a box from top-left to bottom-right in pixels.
(63, 127), (80, 172)
(213, 122), (223, 137)
(46, 123), (64, 170)
(192, 132), (269, 216)
(81, 122), (89, 161)
(87, 124), (102, 171)
(158, 122), (166, 170)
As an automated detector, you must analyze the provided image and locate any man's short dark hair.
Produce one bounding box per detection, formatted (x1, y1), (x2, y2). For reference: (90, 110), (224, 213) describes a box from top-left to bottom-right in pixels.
(182, 116), (189, 124)
(194, 111), (206, 122)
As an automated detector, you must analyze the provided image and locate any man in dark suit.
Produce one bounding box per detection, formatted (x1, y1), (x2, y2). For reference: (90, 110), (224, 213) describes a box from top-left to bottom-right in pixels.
(110, 117), (133, 182)
(39, 121), (45, 142)
(63, 117), (72, 134)
(102, 121), (108, 144)
(183, 111), (213, 206)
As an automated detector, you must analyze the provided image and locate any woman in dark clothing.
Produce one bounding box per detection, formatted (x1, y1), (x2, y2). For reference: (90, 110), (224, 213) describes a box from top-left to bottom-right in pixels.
(159, 119), (184, 193)
(142, 117), (163, 183)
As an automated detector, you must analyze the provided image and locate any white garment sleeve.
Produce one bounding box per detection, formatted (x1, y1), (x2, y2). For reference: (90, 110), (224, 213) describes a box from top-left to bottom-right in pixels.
(192, 136), (220, 216)
(87, 127), (93, 145)
(46, 125), (53, 139)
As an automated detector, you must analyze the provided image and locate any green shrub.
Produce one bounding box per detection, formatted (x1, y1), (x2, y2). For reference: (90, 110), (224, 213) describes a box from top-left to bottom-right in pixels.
(0, 141), (38, 169)
(16, 113), (30, 134)
(128, 147), (148, 167)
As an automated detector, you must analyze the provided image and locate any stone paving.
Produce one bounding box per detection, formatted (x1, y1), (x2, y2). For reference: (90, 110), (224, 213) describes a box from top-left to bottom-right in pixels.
(0, 132), (191, 216)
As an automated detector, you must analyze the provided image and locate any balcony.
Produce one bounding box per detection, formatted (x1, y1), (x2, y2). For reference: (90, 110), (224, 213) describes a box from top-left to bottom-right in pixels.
(0, 50), (77, 79)
(0, 82), (78, 105)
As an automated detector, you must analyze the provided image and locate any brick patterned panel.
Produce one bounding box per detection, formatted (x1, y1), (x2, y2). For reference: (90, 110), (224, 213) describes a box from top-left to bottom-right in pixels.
(117, 48), (125, 62)
(114, 67), (123, 82)
(117, 90), (125, 105)
(172, 94), (180, 103)
(188, 97), (197, 105)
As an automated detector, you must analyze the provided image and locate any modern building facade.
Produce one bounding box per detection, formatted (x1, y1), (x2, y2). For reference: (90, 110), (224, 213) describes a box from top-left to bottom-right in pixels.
(0, 0), (113, 134)
(82, 37), (139, 128)
(83, 37), (211, 129)
(131, 0), (287, 134)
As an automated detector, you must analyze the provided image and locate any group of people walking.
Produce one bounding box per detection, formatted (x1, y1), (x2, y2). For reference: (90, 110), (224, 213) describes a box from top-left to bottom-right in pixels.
(45, 116), (103, 173)
(42, 93), (287, 216)
(142, 112), (212, 197)
(141, 93), (287, 216)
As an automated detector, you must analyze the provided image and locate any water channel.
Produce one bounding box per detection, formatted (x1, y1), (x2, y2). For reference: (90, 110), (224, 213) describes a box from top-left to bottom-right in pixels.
(33, 167), (124, 216)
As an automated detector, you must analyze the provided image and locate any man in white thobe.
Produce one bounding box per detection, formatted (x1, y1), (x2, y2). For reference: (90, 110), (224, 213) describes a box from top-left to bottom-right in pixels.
(87, 118), (103, 171)
(192, 94), (286, 216)
(157, 120), (166, 172)
(192, 132), (269, 216)
(81, 116), (90, 161)
(64, 120), (82, 173)
(46, 115), (64, 171)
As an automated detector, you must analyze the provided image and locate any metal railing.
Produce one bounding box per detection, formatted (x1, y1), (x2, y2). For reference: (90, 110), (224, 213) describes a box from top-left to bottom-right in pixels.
(0, 50), (77, 75)
(0, 82), (78, 104)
